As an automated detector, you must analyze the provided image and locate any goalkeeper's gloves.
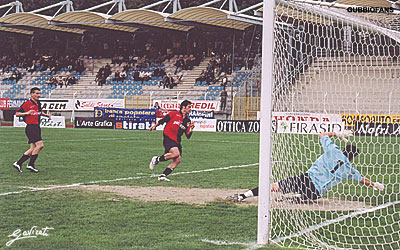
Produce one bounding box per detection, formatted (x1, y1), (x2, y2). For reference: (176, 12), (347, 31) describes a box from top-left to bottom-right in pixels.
(373, 182), (385, 191)
(336, 130), (353, 143)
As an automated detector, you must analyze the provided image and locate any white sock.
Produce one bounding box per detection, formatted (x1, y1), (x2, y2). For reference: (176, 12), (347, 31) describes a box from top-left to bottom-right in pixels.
(244, 190), (254, 198)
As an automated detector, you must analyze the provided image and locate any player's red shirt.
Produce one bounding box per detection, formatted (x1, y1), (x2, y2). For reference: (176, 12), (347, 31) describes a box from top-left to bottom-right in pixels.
(16, 99), (42, 125)
(159, 110), (191, 143)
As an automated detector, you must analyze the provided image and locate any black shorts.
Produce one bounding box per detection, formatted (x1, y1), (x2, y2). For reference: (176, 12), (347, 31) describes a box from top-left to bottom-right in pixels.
(163, 135), (182, 155)
(25, 124), (42, 144)
(278, 173), (320, 200)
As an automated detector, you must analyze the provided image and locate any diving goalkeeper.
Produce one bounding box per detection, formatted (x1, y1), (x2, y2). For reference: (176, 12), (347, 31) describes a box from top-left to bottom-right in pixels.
(228, 131), (385, 202)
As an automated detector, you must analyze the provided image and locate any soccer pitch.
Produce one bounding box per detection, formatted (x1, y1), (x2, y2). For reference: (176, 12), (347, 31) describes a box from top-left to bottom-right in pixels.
(0, 127), (398, 250)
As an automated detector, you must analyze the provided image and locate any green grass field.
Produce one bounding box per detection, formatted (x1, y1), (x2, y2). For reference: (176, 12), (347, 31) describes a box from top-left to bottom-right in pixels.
(0, 127), (399, 250)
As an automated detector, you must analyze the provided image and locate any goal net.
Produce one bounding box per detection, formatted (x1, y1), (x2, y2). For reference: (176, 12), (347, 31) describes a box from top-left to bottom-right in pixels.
(268, 0), (400, 249)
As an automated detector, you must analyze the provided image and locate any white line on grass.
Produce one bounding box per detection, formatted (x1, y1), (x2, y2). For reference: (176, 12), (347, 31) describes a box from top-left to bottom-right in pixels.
(271, 199), (400, 244)
(201, 239), (254, 246)
(0, 163), (259, 197)
(201, 239), (269, 250)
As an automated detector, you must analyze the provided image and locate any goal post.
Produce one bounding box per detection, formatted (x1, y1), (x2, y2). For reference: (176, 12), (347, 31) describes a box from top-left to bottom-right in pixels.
(258, 0), (275, 245)
(259, 0), (400, 249)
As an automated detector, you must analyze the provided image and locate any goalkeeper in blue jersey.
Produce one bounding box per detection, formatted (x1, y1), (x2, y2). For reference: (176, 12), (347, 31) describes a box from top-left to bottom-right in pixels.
(228, 131), (385, 202)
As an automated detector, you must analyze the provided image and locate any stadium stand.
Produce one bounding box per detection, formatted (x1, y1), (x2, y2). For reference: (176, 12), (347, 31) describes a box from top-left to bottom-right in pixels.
(284, 56), (400, 114)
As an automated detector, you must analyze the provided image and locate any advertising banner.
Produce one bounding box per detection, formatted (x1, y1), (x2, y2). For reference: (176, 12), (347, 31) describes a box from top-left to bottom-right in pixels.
(0, 98), (10, 110)
(115, 118), (154, 130)
(75, 117), (115, 129)
(354, 122), (400, 137)
(272, 112), (344, 134)
(189, 110), (214, 119)
(155, 118), (216, 132)
(9, 99), (26, 109)
(94, 107), (156, 120)
(98, 108), (156, 130)
(342, 114), (400, 127)
(191, 118), (217, 132)
(74, 99), (124, 110)
(41, 99), (72, 111)
(216, 120), (260, 133)
(38, 99), (124, 111)
(153, 100), (220, 111)
(13, 115), (65, 128)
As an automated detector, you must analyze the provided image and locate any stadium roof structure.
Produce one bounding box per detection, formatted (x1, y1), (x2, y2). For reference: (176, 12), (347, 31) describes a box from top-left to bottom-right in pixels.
(108, 9), (192, 32)
(0, 12), (84, 34)
(166, 6), (262, 31)
(0, 26), (33, 35)
(51, 11), (137, 33)
(0, 0), (264, 35)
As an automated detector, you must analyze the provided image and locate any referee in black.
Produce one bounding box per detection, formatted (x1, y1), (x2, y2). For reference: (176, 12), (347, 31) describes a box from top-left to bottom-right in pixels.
(13, 87), (51, 173)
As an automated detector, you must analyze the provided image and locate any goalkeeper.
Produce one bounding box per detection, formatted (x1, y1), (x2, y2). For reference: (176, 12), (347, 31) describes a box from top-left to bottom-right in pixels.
(228, 131), (385, 202)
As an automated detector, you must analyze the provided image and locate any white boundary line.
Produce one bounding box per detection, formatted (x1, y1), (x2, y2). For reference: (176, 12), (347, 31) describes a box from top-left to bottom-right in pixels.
(201, 239), (254, 246)
(200, 239), (265, 250)
(0, 163), (259, 197)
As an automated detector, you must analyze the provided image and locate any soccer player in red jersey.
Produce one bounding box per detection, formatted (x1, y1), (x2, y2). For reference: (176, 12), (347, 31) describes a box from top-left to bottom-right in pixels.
(13, 87), (51, 173)
(149, 100), (195, 181)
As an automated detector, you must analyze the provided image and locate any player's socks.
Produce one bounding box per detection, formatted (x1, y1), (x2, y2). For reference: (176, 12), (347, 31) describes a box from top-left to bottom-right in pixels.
(16, 154), (30, 166)
(162, 167), (173, 176)
(158, 155), (167, 162)
(28, 154), (38, 167)
(242, 187), (259, 199)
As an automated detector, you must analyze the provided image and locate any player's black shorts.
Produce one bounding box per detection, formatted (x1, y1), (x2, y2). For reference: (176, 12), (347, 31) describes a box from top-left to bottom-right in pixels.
(163, 135), (182, 155)
(278, 173), (320, 200)
(25, 124), (42, 144)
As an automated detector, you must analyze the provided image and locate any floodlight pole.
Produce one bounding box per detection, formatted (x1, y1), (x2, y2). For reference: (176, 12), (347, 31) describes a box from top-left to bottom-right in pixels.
(257, 0), (275, 246)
